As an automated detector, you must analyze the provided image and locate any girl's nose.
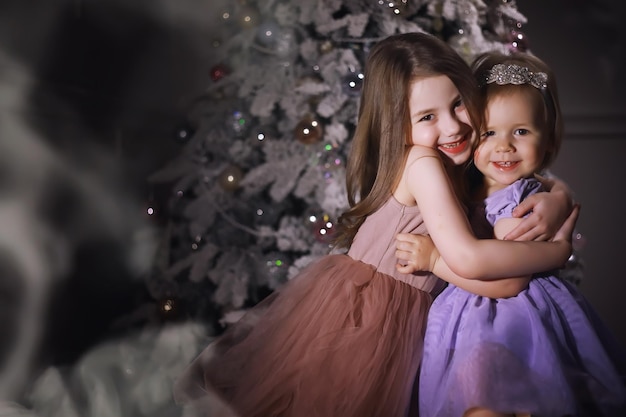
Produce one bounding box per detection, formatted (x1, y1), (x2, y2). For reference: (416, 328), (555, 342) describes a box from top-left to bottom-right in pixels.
(496, 136), (514, 152)
(441, 112), (463, 137)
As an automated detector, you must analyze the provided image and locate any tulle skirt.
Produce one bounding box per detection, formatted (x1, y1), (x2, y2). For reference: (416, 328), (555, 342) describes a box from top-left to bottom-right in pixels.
(419, 276), (626, 417)
(174, 254), (433, 417)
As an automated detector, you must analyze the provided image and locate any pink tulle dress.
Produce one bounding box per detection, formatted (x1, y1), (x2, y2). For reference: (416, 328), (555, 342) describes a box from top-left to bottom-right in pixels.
(173, 196), (444, 417)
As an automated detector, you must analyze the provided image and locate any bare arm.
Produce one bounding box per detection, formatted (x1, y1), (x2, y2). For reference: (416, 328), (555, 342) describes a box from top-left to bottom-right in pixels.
(402, 146), (572, 280)
(396, 205), (579, 297)
(396, 233), (530, 298)
(504, 174), (574, 241)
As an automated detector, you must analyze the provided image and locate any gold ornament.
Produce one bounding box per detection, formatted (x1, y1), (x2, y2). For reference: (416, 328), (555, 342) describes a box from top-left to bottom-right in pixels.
(218, 165), (244, 191)
(157, 297), (181, 320)
(319, 40), (334, 54)
(238, 5), (260, 29)
(294, 116), (323, 144)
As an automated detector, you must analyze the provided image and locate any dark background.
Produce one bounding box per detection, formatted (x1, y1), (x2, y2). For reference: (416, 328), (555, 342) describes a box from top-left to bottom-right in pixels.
(0, 0), (624, 368)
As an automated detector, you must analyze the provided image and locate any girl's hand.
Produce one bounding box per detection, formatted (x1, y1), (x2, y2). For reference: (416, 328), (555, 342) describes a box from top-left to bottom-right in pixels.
(552, 203), (580, 245)
(395, 233), (440, 274)
(504, 176), (574, 241)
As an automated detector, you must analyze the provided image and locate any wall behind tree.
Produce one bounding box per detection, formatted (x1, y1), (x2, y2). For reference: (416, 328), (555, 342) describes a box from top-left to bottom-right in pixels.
(522, 0), (626, 347)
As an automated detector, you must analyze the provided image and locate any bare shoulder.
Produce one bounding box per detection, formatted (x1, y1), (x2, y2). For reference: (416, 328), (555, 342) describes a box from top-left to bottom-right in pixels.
(406, 145), (441, 166)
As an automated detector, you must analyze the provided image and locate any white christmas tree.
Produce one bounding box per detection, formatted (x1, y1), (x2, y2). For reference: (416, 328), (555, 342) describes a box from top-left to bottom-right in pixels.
(149, 0), (534, 331)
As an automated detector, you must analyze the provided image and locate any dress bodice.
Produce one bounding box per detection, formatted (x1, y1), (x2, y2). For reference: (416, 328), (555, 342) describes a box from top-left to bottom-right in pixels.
(347, 196), (444, 294)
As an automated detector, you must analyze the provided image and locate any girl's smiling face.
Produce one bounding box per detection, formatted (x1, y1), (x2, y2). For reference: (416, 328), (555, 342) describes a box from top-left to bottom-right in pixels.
(408, 75), (475, 166)
(474, 89), (548, 193)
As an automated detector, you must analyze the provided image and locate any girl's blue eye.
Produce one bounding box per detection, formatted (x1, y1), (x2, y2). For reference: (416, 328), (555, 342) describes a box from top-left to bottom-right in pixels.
(419, 114), (434, 122)
(515, 128), (530, 135)
(481, 130), (495, 138)
(454, 99), (464, 109)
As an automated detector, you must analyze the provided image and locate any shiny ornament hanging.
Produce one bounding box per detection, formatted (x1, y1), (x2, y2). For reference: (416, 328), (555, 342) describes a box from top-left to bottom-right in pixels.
(218, 165), (244, 191)
(507, 29), (529, 53)
(219, 7), (233, 23)
(307, 212), (335, 244)
(341, 71), (365, 97)
(253, 192), (293, 228)
(237, 5), (260, 29)
(173, 121), (196, 143)
(230, 110), (249, 136)
(255, 21), (280, 48)
(378, 0), (410, 17)
(262, 252), (290, 288)
(572, 231), (587, 252)
(250, 125), (278, 150)
(190, 235), (202, 251)
(254, 201), (280, 226)
(317, 146), (344, 180)
(157, 297), (181, 321)
(319, 40), (334, 54)
(294, 116), (323, 144)
(145, 196), (160, 223)
(210, 64), (229, 82)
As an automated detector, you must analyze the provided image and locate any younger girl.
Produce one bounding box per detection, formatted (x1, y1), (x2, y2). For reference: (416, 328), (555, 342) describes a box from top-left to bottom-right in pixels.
(172, 33), (576, 417)
(404, 52), (626, 416)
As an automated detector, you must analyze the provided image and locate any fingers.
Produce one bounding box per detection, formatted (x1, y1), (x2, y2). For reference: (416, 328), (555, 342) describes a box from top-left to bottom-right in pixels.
(396, 263), (417, 274)
(395, 241), (412, 252)
(562, 203), (580, 230)
(511, 226), (552, 242)
(506, 230), (551, 242)
(395, 233), (423, 243)
(395, 233), (433, 273)
(510, 197), (536, 218)
(561, 204), (581, 237)
(503, 221), (536, 241)
(395, 248), (411, 261)
(553, 204), (580, 243)
(568, 203), (581, 223)
(395, 244), (418, 274)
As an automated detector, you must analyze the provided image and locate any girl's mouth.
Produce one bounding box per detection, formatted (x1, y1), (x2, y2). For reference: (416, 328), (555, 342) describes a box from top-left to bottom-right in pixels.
(438, 137), (468, 155)
(491, 161), (520, 171)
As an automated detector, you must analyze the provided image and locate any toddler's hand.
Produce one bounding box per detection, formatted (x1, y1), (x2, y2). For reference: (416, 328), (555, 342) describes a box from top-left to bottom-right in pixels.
(395, 233), (439, 274)
(505, 176), (574, 241)
(553, 203), (580, 245)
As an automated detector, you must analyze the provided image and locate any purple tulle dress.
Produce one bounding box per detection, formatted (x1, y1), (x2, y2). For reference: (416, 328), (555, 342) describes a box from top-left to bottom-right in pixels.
(419, 178), (626, 416)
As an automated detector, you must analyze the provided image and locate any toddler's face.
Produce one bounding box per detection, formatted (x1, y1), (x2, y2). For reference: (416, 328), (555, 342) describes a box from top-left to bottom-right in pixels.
(474, 89), (548, 192)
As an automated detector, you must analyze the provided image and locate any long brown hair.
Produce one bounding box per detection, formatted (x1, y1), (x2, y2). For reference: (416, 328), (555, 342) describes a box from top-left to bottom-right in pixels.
(333, 32), (482, 249)
(471, 52), (563, 171)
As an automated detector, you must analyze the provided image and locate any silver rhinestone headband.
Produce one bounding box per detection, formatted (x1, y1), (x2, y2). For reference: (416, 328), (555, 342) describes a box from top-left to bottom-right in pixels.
(485, 63), (548, 90)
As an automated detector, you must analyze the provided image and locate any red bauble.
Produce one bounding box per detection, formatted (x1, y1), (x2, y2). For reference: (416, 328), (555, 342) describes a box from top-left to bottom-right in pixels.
(210, 64), (230, 82)
(308, 213), (335, 244)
